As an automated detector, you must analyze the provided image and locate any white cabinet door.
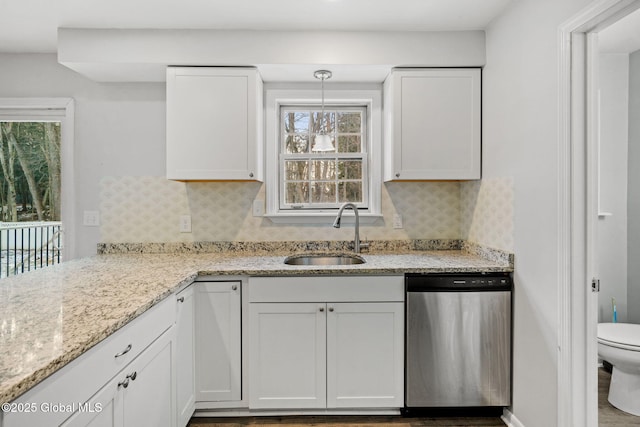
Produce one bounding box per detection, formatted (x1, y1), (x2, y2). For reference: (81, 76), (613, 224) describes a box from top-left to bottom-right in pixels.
(175, 286), (195, 426)
(195, 282), (241, 403)
(121, 328), (175, 427)
(61, 376), (122, 427)
(384, 68), (481, 181)
(249, 303), (327, 409)
(166, 67), (263, 181)
(62, 328), (175, 427)
(326, 303), (404, 408)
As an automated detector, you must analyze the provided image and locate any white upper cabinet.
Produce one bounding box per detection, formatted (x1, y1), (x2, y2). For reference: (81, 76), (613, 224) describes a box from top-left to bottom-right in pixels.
(383, 68), (481, 181)
(166, 67), (263, 181)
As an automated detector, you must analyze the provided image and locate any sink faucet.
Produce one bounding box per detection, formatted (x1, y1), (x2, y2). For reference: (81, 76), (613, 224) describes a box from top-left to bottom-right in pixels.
(332, 202), (368, 253)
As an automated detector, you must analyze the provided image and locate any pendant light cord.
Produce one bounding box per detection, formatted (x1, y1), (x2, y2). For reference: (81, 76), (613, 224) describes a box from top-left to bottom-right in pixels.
(320, 75), (325, 135)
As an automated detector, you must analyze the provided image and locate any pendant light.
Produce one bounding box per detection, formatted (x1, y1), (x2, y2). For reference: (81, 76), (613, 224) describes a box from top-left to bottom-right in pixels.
(312, 70), (335, 152)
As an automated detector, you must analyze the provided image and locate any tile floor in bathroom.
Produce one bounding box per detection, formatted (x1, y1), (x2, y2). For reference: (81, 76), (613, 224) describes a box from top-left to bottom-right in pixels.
(599, 367), (640, 426)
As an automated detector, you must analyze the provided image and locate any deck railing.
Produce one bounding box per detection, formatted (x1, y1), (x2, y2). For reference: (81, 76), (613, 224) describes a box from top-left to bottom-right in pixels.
(0, 221), (63, 278)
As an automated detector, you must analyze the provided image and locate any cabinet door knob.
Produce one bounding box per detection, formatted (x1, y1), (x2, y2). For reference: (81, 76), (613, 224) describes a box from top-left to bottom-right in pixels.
(177, 296), (184, 303)
(115, 344), (132, 358)
(395, 173), (400, 178)
(232, 285), (238, 291)
(319, 307), (325, 312)
(127, 371), (137, 381)
(249, 172), (254, 178)
(328, 307), (334, 312)
(118, 378), (129, 389)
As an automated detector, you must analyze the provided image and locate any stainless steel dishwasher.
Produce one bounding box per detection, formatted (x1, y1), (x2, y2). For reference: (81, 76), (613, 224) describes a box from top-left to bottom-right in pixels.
(404, 273), (512, 415)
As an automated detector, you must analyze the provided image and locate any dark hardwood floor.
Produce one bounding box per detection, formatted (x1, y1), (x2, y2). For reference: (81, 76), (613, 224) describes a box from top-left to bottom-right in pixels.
(188, 414), (506, 426)
(188, 367), (640, 426)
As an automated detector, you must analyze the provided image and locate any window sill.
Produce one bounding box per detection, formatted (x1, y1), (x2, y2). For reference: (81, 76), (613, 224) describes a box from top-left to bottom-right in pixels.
(264, 212), (383, 225)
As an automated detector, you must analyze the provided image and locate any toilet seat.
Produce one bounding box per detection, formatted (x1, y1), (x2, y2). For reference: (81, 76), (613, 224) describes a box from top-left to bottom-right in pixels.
(598, 323), (640, 352)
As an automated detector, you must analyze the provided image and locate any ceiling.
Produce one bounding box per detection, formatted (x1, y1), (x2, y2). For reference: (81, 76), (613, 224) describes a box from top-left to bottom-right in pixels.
(0, 0), (512, 53)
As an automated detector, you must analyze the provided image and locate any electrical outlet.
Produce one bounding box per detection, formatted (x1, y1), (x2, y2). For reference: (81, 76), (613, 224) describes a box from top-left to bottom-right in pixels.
(393, 214), (403, 229)
(253, 199), (264, 217)
(83, 211), (100, 227)
(179, 215), (192, 233)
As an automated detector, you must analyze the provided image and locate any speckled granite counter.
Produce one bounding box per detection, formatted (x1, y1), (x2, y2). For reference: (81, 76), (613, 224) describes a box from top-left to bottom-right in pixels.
(0, 243), (513, 405)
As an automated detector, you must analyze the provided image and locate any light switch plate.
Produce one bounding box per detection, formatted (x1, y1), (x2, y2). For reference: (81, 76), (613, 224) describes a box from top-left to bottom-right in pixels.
(253, 199), (264, 217)
(179, 215), (192, 233)
(393, 214), (403, 229)
(83, 211), (100, 227)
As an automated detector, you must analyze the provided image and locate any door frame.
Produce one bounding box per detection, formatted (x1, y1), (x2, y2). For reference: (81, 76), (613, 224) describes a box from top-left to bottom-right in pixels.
(558, 1), (640, 426)
(0, 98), (76, 259)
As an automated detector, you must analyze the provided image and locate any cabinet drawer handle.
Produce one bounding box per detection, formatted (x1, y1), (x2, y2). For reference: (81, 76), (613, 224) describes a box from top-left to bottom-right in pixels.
(232, 285), (238, 291)
(115, 344), (132, 358)
(127, 371), (137, 381)
(177, 296), (184, 303)
(118, 378), (129, 389)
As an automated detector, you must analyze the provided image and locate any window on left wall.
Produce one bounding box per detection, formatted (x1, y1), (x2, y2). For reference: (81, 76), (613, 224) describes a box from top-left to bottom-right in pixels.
(0, 98), (75, 277)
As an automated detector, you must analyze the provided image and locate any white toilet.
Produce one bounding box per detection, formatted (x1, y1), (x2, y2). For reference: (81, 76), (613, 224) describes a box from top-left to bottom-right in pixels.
(597, 322), (640, 416)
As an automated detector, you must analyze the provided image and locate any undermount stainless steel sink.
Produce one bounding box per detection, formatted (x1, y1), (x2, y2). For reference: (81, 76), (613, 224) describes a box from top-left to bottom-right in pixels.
(283, 254), (366, 266)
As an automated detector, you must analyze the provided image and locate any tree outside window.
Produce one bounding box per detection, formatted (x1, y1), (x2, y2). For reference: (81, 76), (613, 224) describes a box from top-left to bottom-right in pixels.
(0, 121), (61, 222)
(280, 106), (368, 210)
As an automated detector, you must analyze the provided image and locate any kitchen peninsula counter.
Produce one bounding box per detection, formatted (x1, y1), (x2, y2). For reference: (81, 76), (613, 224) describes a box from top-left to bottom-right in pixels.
(0, 241), (513, 406)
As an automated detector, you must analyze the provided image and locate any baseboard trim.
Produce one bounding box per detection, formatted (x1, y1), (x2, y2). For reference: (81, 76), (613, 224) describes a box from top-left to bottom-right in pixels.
(194, 408), (401, 417)
(501, 408), (525, 427)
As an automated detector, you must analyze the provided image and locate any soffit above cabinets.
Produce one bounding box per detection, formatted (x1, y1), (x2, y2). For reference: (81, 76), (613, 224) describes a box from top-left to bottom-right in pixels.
(0, 0), (511, 53)
(57, 28), (486, 83)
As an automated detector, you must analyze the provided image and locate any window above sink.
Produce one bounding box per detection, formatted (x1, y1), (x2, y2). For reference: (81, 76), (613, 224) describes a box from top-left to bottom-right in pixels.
(264, 86), (383, 225)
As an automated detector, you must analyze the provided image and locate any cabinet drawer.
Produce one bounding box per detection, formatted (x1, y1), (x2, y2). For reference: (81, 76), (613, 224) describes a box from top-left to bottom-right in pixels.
(85, 296), (175, 379)
(3, 297), (175, 427)
(248, 276), (404, 303)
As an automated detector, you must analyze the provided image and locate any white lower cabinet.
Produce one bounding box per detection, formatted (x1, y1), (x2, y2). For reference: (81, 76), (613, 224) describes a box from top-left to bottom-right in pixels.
(176, 285), (195, 426)
(249, 303), (327, 409)
(62, 326), (175, 427)
(326, 303), (404, 408)
(249, 295), (404, 410)
(3, 298), (175, 427)
(195, 281), (242, 404)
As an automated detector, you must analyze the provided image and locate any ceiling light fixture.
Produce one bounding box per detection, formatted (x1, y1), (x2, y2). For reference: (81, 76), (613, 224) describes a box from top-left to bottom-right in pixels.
(312, 69), (335, 152)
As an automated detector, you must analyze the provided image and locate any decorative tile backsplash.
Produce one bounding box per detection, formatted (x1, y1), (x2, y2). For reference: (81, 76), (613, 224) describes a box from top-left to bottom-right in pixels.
(99, 176), (513, 251)
(460, 177), (514, 252)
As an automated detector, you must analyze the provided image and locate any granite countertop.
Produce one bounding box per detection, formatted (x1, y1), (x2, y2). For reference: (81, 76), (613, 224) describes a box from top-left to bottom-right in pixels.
(0, 242), (513, 405)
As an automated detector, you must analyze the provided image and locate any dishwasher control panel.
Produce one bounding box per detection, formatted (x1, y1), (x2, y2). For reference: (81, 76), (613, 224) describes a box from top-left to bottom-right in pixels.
(405, 273), (512, 292)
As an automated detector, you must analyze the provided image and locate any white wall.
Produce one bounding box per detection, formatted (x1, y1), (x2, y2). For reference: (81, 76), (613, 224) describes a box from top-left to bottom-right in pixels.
(483, 0), (592, 426)
(597, 53), (629, 323)
(0, 53), (166, 258)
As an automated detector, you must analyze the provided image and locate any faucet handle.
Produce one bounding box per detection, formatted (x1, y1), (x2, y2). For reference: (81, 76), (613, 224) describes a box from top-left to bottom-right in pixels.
(360, 238), (370, 251)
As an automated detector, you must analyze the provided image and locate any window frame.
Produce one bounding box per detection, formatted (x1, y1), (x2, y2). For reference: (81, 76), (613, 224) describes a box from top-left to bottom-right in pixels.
(0, 98), (76, 259)
(265, 86), (382, 224)
(279, 105), (369, 211)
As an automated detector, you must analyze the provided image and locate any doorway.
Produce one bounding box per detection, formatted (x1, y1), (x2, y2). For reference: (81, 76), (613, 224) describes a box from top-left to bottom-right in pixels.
(594, 6), (640, 424)
(559, 1), (640, 426)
